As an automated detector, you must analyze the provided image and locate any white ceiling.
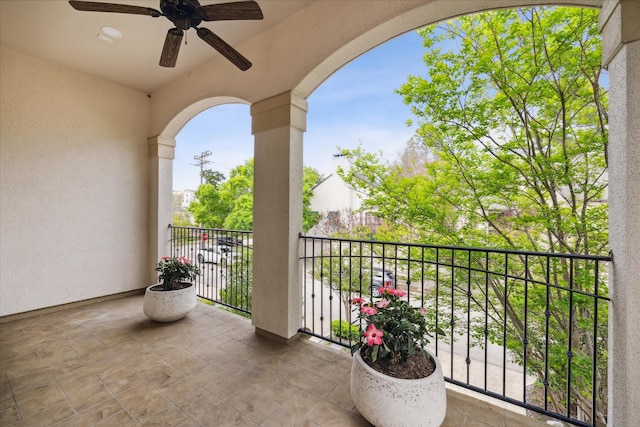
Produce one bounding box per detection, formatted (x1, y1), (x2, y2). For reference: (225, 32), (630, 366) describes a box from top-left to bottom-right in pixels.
(0, 0), (311, 93)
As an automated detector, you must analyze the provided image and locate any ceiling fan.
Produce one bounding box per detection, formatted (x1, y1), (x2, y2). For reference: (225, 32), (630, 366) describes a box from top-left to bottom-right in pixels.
(68, 0), (263, 70)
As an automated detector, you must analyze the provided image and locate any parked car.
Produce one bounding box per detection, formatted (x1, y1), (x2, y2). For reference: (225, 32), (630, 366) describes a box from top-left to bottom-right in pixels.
(197, 246), (238, 266)
(216, 236), (242, 247)
(370, 270), (396, 297)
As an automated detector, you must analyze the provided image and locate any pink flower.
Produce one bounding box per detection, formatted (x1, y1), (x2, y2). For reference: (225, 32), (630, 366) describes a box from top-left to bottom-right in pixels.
(360, 306), (378, 315)
(383, 287), (406, 297)
(178, 256), (186, 265)
(376, 299), (390, 308)
(161, 256), (170, 261)
(364, 324), (384, 346)
(351, 297), (365, 305)
(420, 307), (426, 316)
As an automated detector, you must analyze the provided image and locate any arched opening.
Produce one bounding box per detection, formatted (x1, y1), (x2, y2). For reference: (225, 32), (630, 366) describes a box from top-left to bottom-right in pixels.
(297, 5), (610, 426)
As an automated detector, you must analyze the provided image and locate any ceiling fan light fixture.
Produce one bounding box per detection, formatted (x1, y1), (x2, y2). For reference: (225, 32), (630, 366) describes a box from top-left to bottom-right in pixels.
(97, 33), (113, 43)
(101, 26), (122, 38)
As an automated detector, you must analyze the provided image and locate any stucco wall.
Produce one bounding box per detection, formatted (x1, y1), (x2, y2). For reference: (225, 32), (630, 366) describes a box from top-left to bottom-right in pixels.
(310, 174), (362, 214)
(0, 47), (151, 316)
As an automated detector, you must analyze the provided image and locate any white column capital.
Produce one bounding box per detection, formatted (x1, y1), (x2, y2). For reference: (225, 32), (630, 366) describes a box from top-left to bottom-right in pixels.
(250, 91), (308, 134)
(599, 0), (640, 67)
(148, 135), (176, 160)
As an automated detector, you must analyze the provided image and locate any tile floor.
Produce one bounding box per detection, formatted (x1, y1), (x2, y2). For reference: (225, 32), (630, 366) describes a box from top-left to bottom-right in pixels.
(0, 294), (545, 426)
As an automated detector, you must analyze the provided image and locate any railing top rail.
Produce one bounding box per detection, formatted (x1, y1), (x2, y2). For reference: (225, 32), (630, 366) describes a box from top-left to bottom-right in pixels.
(299, 233), (612, 262)
(170, 225), (253, 234)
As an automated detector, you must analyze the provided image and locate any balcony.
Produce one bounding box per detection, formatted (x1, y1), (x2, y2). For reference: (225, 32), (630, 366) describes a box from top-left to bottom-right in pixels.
(162, 227), (609, 426)
(1, 293), (548, 426)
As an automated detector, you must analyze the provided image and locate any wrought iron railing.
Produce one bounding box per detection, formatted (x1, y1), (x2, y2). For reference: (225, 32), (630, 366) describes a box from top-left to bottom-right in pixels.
(299, 234), (611, 427)
(169, 225), (253, 315)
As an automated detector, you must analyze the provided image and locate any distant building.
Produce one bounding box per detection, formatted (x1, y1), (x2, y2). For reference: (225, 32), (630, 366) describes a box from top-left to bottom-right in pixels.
(309, 156), (381, 235)
(173, 189), (196, 224)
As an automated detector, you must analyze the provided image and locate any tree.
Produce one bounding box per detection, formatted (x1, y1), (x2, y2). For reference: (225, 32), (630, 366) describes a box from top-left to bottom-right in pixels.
(189, 159), (322, 231)
(340, 7), (608, 424)
(220, 247), (253, 316)
(189, 183), (229, 227)
(188, 160), (253, 228)
(202, 169), (225, 187)
(172, 211), (192, 226)
(303, 166), (323, 232)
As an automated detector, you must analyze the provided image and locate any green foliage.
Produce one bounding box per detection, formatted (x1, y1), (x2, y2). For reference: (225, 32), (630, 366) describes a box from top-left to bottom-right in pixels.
(188, 160), (252, 228)
(313, 242), (373, 317)
(189, 160), (322, 232)
(224, 193), (253, 230)
(220, 248), (253, 312)
(303, 166), (323, 232)
(189, 183), (229, 227)
(340, 7), (608, 423)
(172, 211), (192, 227)
(155, 256), (200, 290)
(202, 169), (225, 187)
(331, 320), (360, 341)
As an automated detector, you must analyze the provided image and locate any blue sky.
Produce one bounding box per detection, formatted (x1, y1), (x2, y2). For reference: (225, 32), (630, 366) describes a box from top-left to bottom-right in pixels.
(173, 29), (427, 191)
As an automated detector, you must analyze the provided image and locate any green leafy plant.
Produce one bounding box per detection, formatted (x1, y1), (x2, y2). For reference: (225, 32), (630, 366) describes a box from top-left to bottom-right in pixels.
(351, 287), (441, 365)
(155, 256), (200, 291)
(331, 320), (360, 341)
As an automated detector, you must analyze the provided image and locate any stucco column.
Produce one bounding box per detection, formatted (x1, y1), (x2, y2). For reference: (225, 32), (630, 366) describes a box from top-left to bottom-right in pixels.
(250, 91), (307, 340)
(599, 1), (640, 425)
(148, 135), (176, 285)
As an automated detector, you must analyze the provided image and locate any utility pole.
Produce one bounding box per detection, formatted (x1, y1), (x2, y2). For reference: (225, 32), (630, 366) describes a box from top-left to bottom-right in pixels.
(191, 150), (212, 186)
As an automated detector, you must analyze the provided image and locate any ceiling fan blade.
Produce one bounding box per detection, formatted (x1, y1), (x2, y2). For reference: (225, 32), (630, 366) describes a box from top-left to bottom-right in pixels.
(159, 28), (183, 68)
(68, 1), (161, 17)
(196, 27), (252, 71)
(197, 1), (263, 21)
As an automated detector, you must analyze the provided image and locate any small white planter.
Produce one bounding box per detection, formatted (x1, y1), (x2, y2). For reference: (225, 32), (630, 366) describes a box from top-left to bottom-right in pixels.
(350, 350), (447, 427)
(143, 283), (197, 322)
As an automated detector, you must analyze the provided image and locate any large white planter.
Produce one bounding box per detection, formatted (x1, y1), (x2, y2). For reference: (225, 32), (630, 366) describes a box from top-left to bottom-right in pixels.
(350, 350), (447, 427)
(143, 283), (197, 322)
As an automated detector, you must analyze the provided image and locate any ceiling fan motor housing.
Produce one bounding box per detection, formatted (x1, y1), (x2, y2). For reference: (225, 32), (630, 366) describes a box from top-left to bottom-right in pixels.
(160, 0), (203, 30)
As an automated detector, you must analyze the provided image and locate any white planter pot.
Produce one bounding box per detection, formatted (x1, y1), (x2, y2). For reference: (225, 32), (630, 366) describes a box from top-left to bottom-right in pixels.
(350, 350), (447, 427)
(143, 283), (197, 322)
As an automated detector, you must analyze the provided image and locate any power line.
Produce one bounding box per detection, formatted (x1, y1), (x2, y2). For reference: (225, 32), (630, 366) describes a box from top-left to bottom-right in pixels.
(191, 150), (212, 186)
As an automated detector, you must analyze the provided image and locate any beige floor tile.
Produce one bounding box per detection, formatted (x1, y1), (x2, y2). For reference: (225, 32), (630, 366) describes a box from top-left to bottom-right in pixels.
(202, 365), (262, 399)
(99, 364), (145, 394)
(278, 389), (322, 420)
(59, 373), (113, 412)
(0, 397), (20, 424)
(9, 400), (74, 427)
(95, 409), (139, 427)
(13, 379), (68, 418)
(161, 368), (222, 407)
(308, 401), (370, 426)
(136, 358), (187, 389)
(138, 403), (190, 426)
(244, 370), (300, 403)
(50, 396), (124, 426)
(222, 382), (281, 424)
(324, 377), (355, 412)
(116, 382), (172, 422)
(180, 387), (258, 427)
(261, 407), (318, 427)
(283, 365), (337, 398)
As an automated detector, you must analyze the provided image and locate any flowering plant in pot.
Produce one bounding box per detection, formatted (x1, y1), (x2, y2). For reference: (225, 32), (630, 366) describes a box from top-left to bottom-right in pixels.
(154, 255), (200, 291)
(351, 286), (441, 378)
(350, 286), (447, 426)
(144, 256), (200, 322)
